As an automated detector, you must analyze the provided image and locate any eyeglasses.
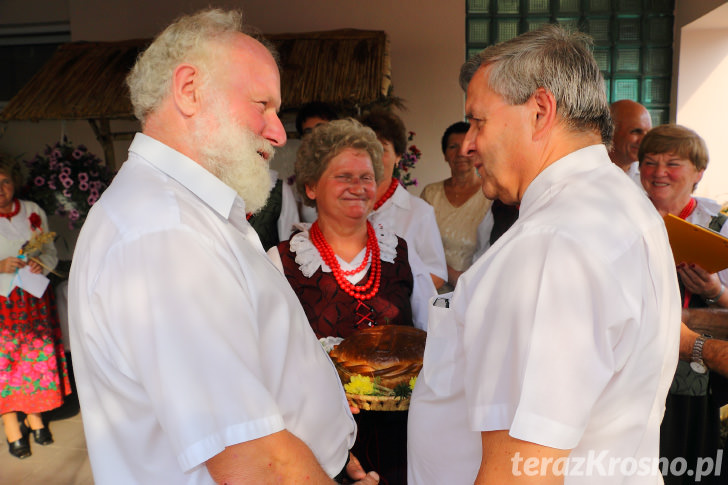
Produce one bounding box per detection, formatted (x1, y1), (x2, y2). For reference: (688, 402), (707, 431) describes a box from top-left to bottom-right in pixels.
(332, 174), (376, 186)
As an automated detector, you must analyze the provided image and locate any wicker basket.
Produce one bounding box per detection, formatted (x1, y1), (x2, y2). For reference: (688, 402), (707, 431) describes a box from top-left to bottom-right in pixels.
(346, 393), (410, 411)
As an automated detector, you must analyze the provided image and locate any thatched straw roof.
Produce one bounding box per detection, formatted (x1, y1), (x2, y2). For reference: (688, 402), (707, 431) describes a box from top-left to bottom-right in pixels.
(270, 29), (391, 113)
(0, 29), (391, 166)
(0, 29), (391, 123)
(0, 39), (144, 122)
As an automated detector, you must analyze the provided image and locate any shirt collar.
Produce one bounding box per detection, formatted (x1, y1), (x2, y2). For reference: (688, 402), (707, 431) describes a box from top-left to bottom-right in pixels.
(520, 144), (608, 217)
(128, 133), (239, 219)
(375, 182), (411, 213)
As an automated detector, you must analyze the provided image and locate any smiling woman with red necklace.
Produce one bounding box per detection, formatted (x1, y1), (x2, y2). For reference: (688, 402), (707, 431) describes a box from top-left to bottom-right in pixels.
(0, 155), (70, 460)
(276, 118), (415, 339)
(272, 118), (415, 485)
(639, 124), (728, 485)
(639, 124), (728, 308)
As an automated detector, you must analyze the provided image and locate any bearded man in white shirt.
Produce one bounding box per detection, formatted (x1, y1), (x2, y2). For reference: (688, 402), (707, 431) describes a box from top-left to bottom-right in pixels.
(68, 8), (378, 485)
(408, 25), (680, 485)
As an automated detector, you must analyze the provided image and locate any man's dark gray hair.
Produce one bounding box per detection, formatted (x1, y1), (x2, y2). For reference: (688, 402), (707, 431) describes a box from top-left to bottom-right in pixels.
(460, 24), (613, 144)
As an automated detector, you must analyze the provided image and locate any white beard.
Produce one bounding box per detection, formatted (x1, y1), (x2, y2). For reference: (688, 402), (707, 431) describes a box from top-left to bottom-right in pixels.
(193, 101), (275, 214)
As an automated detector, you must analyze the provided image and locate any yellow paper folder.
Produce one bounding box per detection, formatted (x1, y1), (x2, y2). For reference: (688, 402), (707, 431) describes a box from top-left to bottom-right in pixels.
(663, 214), (728, 273)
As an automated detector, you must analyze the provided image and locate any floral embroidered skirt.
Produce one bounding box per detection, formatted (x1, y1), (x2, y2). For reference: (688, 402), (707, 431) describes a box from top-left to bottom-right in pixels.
(0, 286), (71, 415)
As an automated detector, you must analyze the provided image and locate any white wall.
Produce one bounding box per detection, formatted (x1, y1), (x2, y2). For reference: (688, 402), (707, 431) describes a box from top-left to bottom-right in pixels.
(2, 0), (726, 254)
(671, 0), (727, 121)
(0, 0), (464, 257)
(71, 0), (464, 189)
(0, 0), (69, 23)
(675, 3), (728, 203)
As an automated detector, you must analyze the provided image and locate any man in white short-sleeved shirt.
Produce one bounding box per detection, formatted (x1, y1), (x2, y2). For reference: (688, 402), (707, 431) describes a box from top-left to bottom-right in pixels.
(68, 9), (378, 485)
(408, 25), (680, 484)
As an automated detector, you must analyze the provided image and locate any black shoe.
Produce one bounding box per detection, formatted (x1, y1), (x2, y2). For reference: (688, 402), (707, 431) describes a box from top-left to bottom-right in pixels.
(22, 419), (53, 445)
(29, 427), (53, 445)
(7, 436), (31, 459)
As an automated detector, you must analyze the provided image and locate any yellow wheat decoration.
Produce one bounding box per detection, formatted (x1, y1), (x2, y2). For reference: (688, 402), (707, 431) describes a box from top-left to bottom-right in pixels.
(18, 231), (63, 277)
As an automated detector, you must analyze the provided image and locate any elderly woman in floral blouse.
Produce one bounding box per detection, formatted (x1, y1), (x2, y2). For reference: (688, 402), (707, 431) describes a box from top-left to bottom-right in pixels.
(0, 155), (70, 459)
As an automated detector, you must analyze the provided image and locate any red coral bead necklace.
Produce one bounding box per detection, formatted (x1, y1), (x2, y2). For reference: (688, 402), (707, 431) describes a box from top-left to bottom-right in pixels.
(0, 199), (20, 220)
(310, 220), (381, 300)
(373, 178), (399, 211)
(678, 197), (697, 220)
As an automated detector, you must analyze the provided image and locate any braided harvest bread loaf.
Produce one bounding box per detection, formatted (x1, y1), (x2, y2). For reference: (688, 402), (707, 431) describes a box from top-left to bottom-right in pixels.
(329, 325), (426, 389)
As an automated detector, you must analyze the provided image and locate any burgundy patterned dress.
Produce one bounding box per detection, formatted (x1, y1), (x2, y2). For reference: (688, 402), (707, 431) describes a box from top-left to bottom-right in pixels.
(278, 236), (413, 339)
(278, 227), (414, 485)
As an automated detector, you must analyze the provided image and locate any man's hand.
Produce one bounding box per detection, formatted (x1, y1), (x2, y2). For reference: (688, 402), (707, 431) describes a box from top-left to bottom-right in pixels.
(346, 453), (379, 484)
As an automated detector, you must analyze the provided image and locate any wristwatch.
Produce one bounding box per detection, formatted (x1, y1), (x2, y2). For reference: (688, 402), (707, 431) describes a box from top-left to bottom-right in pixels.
(690, 333), (712, 374)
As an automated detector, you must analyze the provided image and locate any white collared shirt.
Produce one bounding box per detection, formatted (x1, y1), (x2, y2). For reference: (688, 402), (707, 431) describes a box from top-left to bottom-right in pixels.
(69, 133), (355, 484)
(626, 160), (646, 190)
(409, 145), (680, 484)
(369, 184), (447, 329)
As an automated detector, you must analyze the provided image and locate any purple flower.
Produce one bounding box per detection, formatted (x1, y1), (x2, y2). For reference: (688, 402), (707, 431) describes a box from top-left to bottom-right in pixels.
(61, 177), (73, 189)
(87, 194), (98, 205)
(72, 149), (84, 160)
(69, 210), (80, 221)
(61, 167), (71, 176)
(48, 180), (56, 190)
(78, 172), (89, 183)
(63, 188), (72, 198)
(34, 176), (45, 186)
(52, 149), (62, 159)
(79, 181), (89, 191)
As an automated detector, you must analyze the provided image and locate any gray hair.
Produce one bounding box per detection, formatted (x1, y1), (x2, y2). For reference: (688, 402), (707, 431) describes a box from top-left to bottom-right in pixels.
(126, 8), (278, 125)
(460, 24), (613, 144)
(295, 118), (384, 208)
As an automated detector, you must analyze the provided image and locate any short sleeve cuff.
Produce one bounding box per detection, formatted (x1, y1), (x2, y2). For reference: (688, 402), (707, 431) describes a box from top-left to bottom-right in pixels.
(177, 415), (286, 472)
(509, 409), (582, 450)
(471, 405), (583, 450)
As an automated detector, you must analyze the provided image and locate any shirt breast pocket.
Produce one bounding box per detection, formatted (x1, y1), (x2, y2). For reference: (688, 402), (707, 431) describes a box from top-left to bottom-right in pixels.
(421, 295), (462, 397)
